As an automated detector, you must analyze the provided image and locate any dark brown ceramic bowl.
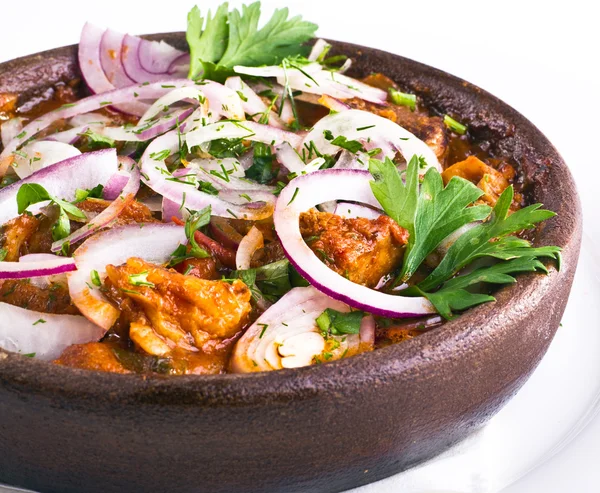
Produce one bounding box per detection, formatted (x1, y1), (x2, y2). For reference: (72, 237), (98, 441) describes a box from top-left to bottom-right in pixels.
(0, 33), (581, 493)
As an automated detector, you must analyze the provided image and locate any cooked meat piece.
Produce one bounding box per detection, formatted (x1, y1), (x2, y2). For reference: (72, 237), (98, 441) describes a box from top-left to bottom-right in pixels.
(174, 257), (219, 280)
(346, 97), (448, 165)
(442, 155), (515, 208)
(250, 241), (286, 268)
(0, 199), (157, 258)
(299, 209), (409, 288)
(103, 258), (252, 357)
(54, 343), (130, 374)
(0, 93), (18, 113)
(78, 198), (158, 226)
(0, 214), (41, 261)
(0, 279), (79, 314)
(346, 73), (449, 164)
(54, 341), (232, 375)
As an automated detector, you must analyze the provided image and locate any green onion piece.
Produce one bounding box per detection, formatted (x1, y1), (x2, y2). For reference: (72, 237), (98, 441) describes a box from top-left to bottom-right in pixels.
(388, 88), (416, 111)
(443, 115), (467, 135)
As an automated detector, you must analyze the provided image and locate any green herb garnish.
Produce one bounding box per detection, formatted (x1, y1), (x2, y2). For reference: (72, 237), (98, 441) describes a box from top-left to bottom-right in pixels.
(187, 2), (318, 81)
(443, 115), (467, 135)
(316, 308), (364, 335)
(388, 88), (417, 111)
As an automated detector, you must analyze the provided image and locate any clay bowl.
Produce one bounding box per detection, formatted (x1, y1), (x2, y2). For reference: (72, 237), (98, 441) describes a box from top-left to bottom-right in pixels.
(0, 33), (582, 493)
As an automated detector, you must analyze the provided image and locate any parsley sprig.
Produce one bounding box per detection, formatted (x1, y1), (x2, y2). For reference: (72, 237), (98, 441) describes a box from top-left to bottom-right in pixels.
(16, 183), (88, 243)
(369, 156), (561, 319)
(168, 206), (212, 266)
(187, 2), (318, 81)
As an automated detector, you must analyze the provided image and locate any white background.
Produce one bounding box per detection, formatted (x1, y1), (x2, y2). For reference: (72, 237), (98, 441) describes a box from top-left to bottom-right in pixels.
(1, 1), (599, 491)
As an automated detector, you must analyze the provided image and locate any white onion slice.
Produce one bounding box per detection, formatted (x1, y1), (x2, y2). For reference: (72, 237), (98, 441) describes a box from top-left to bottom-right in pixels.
(0, 302), (105, 361)
(235, 226), (264, 270)
(187, 157), (245, 178)
(12, 141), (81, 179)
(274, 169), (435, 318)
(231, 286), (371, 373)
(68, 223), (187, 331)
(0, 148), (120, 225)
(302, 109), (442, 172)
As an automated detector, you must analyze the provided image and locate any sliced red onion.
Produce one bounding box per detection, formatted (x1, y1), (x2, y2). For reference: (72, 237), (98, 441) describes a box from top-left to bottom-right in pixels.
(276, 70), (388, 105)
(0, 148), (119, 225)
(0, 302), (105, 361)
(101, 107), (194, 142)
(0, 79), (198, 160)
(230, 286), (368, 373)
(337, 59), (352, 74)
(121, 34), (173, 83)
(102, 156), (134, 200)
(139, 39), (188, 74)
(302, 109), (442, 172)
(235, 226), (264, 270)
(140, 131), (274, 220)
(100, 29), (136, 88)
(167, 53), (190, 76)
(161, 196), (184, 222)
(274, 169), (435, 318)
(0, 254), (76, 280)
(308, 39), (331, 62)
(70, 113), (113, 127)
(233, 63), (322, 79)
(187, 157), (245, 178)
(334, 202), (382, 220)
(318, 95), (350, 112)
(186, 120), (302, 150)
(68, 223), (187, 331)
(12, 141), (81, 179)
(44, 125), (90, 145)
(275, 142), (305, 173)
(224, 76), (285, 128)
(50, 157), (140, 252)
(1, 118), (24, 148)
(359, 314), (376, 346)
(79, 23), (148, 115)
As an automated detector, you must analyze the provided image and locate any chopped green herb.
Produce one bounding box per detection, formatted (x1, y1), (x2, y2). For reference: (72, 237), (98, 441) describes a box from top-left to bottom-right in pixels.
(90, 270), (102, 287)
(316, 308), (364, 336)
(33, 319), (46, 326)
(245, 142), (277, 184)
(0, 248), (7, 261)
(149, 149), (171, 161)
(388, 88), (416, 111)
(128, 271), (155, 288)
(258, 323), (268, 338)
(443, 115), (467, 135)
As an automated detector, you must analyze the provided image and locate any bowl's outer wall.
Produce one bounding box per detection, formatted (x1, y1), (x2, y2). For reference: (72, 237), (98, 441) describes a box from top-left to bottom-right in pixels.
(0, 35), (582, 493)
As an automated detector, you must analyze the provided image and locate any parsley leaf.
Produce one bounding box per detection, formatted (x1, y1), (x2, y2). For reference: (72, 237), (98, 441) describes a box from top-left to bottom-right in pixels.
(316, 308), (364, 335)
(16, 183), (50, 214)
(232, 259), (294, 302)
(78, 129), (115, 149)
(245, 142), (277, 184)
(186, 2), (317, 81)
(323, 130), (365, 154)
(418, 186), (559, 291)
(405, 256), (550, 319)
(187, 3), (230, 79)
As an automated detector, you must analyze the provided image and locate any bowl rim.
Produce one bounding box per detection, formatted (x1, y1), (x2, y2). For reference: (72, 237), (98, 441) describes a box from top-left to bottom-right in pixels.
(0, 35), (582, 405)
